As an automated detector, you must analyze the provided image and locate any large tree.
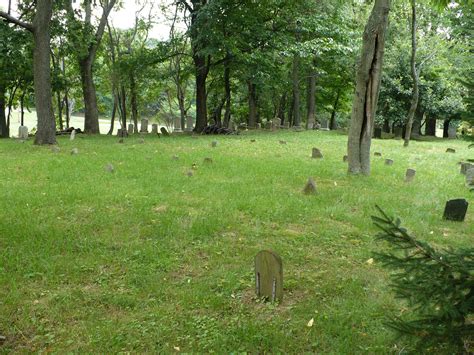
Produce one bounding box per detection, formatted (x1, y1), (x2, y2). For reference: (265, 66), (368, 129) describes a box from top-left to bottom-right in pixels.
(347, 0), (390, 175)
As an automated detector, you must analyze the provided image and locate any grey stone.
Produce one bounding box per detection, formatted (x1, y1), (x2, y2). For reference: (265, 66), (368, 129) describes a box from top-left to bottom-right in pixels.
(105, 163), (114, 173)
(460, 163), (474, 175)
(405, 168), (416, 182)
(303, 177), (317, 194)
(273, 118), (281, 129)
(18, 126), (28, 140)
(255, 250), (283, 302)
(211, 141), (218, 147)
(448, 126), (457, 139)
(446, 148), (456, 153)
(140, 119), (149, 133)
(256, 123), (261, 129)
(312, 148), (323, 159)
(70, 129), (76, 140)
(394, 126), (403, 137)
(443, 199), (468, 222)
(127, 124), (134, 135)
(385, 159), (394, 166)
(284, 122), (290, 129)
(51, 146), (60, 153)
(174, 117), (183, 132)
(186, 116), (194, 131)
(466, 168), (474, 186)
(71, 148), (79, 155)
(151, 124), (158, 134)
(320, 119), (329, 130)
(160, 127), (170, 136)
(187, 170), (193, 177)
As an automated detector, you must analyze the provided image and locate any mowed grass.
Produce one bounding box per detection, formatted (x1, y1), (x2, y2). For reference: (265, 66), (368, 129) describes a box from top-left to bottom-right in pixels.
(0, 130), (472, 353)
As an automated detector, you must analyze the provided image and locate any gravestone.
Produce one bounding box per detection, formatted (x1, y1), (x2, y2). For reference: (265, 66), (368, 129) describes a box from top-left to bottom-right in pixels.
(466, 168), (474, 186)
(320, 119), (330, 131)
(312, 148), (323, 159)
(284, 122), (290, 129)
(204, 157), (213, 164)
(394, 126), (403, 137)
(405, 168), (416, 182)
(18, 126), (28, 140)
(447, 126), (457, 139)
(443, 199), (468, 222)
(211, 141), (218, 147)
(117, 128), (127, 137)
(303, 177), (317, 195)
(460, 162), (474, 175)
(127, 124), (134, 135)
(250, 139), (256, 143)
(374, 127), (382, 139)
(274, 118), (281, 129)
(151, 124), (158, 134)
(307, 122), (314, 130)
(70, 129), (76, 140)
(174, 117), (183, 132)
(186, 116), (194, 131)
(343, 155), (348, 162)
(255, 250), (283, 302)
(71, 148), (79, 155)
(187, 170), (193, 177)
(446, 148), (456, 153)
(160, 127), (170, 136)
(279, 140), (287, 145)
(265, 121), (271, 129)
(385, 159), (394, 166)
(256, 123), (261, 129)
(140, 119), (149, 133)
(374, 152), (382, 157)
(105, 163), (114, 173)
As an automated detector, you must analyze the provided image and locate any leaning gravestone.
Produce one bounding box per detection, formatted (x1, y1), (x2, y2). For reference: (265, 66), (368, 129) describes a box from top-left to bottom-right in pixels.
(70, 129), (76, 141)
(446, 148), (456, 153)
(312, 148), (323, 159)
(140, 119), (149, 133)
(18, 126), (28, 140)
(460, 162), (473, 175)
(385, 159), (394, 166)
(127, 124), (134, 135)
(255, 250), (283, 302)
(405, 168), (416, 182)
(160, 127), (170, 136)
(443, 199), (468, 222)
(303, 177), (317, 195)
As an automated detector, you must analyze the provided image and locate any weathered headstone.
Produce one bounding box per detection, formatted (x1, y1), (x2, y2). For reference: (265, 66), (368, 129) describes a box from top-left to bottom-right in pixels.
(186, 116), (194, 131)
(394, 126), (403, 137)
(343, 155), (348, 162)
(447, 126), (457, 139)
(312, 148), (323, 159)
(466, 168), (474, 186)
(250, 139), (256, 143)
(264, 121), (271, 129)
(405, 168), (416, 182)
(211, 141), (218, 147)
(174, 117), (183, 132)
(284, 122), (290, 129)
(186, 170), (193, 177)
(446, 148), (456, 153)
(443, 199), (468, 222)
(303, 177), (317, 194)
(71, 148), (79, 155)
(160, 127), (170, 136)
(460, 162), (474, 175)
(70, 129), (76, 140)
(151, 124), (158, 134)
(140, 119), (149, 133)
(374, 152), (382, 157)
(374, 127), (382, 139)
(18, 126), (28, 140)
(385, 159), (394, 166)
(307, 121), (314, 130)
(320, 119), (330, 131)
(105, 163), (114, 173)
(117, 128), (127, 137)
(255, 250), (283, 302)
(274, 118), (281, 129)
(127, 124), (134, 135)
(256, 123), (261, 129)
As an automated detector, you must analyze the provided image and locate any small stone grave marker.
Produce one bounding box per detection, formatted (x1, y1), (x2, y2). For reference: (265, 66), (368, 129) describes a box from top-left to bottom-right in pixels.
(160, 127), (170, 136)
(343, 155), (348, 162)
(152, 124), (158, 134)
(211, 141), (218, 147)
(374, 152), (382, 157)
(460, 162), (474, 175)
(105, 163), (114, 173)
(255, 250), (283, 302)
(385, 159), (394, 166)
(466, 168), (474, 186)
(127, 124), (134, 135)
(71, 148), (79, 155)
(405, 168), (416, 182)
(446, 148), (456, 153)
(186, 170), (193, 177)
(70, 129), (76, 141)
(204, 157), (213, 164)
(279, 140), (287, 145)
(140, 119), (149, 133)
(312, 148), (323, 159)
(18, 126), (28, 140)
(250, 139), (256, 143)
(303, 177), (317, 195)
(443, 199), (468, 222)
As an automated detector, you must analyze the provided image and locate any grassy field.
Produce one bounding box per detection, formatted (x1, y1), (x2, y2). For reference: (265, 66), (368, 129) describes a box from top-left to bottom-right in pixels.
(0, 130), (472, 353)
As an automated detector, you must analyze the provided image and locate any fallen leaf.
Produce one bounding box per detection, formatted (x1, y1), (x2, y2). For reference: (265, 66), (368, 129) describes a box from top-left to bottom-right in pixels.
(307, 318), (314, 327)
(173, 346), (180, 351)
(366, 258), (374, 265)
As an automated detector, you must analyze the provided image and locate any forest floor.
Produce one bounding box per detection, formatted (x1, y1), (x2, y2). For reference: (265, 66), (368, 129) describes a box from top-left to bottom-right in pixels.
(0, 130), (472, 353)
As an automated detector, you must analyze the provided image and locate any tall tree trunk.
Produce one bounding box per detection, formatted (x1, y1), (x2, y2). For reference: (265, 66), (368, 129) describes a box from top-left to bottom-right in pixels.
(33, 0), (56, 145)
(107, 93), (117, 135)
(403, 0), (419, 147)
(248, 81), (257, 128)
(443, 119), (451, 138)
(79, 58), (100, 134)
(64, 92), (70, 128)
(194, 55), (209, 132)
(347, 0), (390, 175)
(119, 85), (127, 130)
(223, 60), (231, 128)
(292, 53), (301, 128)
(278, 93), (286, 125)
(130, 72), (138, 133)
(330, 89), (341, 130)
(0, 85), (7, 138)
(57, 90), (64, 130)
(6, 84), (18, 131)
(20, 91), (25, 126)
(306, 67), (316, 129)
(425, 117), (436, 136)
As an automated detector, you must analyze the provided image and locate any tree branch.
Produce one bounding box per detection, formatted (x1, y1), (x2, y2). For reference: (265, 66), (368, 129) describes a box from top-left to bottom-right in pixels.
(0, 11), (34, 32)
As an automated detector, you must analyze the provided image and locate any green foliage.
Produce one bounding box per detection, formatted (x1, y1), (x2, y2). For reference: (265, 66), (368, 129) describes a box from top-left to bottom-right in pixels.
(372, 206), (474, 352)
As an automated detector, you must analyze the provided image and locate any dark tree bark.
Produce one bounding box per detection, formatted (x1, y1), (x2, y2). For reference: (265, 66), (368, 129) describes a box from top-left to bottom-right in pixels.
(425, 117), (436, 136)
(56, 90), (63, 130)
(306, 67), (316, 129)
(107, 93), (118, 135)
(277, 93), (286, 125)
(330, 89), (341, 130)
(223, 59), (231, 128)
(120, 85), (127, 130)
(292, 53), (301, 128)
(248, 81), (257, 128)
(443, 118), (451, 138)
(403, 0), (419, 147)
(20, 91), (25, 126)
(193, 54), (209, 132)
(0, 85), (7, 138)
(347, 0), (390, 175)
(130, 72), (138, 133)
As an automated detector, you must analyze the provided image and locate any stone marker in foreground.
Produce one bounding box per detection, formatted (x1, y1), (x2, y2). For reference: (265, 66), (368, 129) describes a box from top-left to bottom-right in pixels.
(405, 168), (416, 182)
(443, 199), (468, 222)
(255, 250), (283, 302)
(140, 119), (149, 133)
(70, 129), (76, 140)
(460, 162), (474, 175)
(385, 159), (394, 166)
(151, 124), (158, 134)
(18, 126), (28, 140)
(303, 177), (317, 195)
(312, 148), (323, 159)
(446, 148), (456, 153)
(127, 124), (134, 135)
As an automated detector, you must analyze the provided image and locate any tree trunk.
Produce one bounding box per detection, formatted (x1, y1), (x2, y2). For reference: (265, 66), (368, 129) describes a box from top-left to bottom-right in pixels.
(223, 61), (231, 128)
(425, 117), (436, 136)
(306, 67), (316, 128)
(57, 89), (64, 130)
(194, 55), (209, 132)
(278, 93), (286, 125)
(33, 0), (56, 145)
(107, 93), (118, 135)
(347, 0), (390, 175)
(403, 0), (419, 147)
(292, 53), (301, 128)
(0, 85), (7, 138)
(330, 89), (341, 130)
(248, 81), (257, 128)
(79, 58), (100, 134)
(130, 72), (138, 133)
(20, 91), (25, 126)
(120, 85), (127, 131)
(443, 119), (451, 138)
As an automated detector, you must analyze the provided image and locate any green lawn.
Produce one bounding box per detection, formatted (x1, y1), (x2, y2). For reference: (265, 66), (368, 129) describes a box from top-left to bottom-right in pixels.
(0, 131), (472, 352)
